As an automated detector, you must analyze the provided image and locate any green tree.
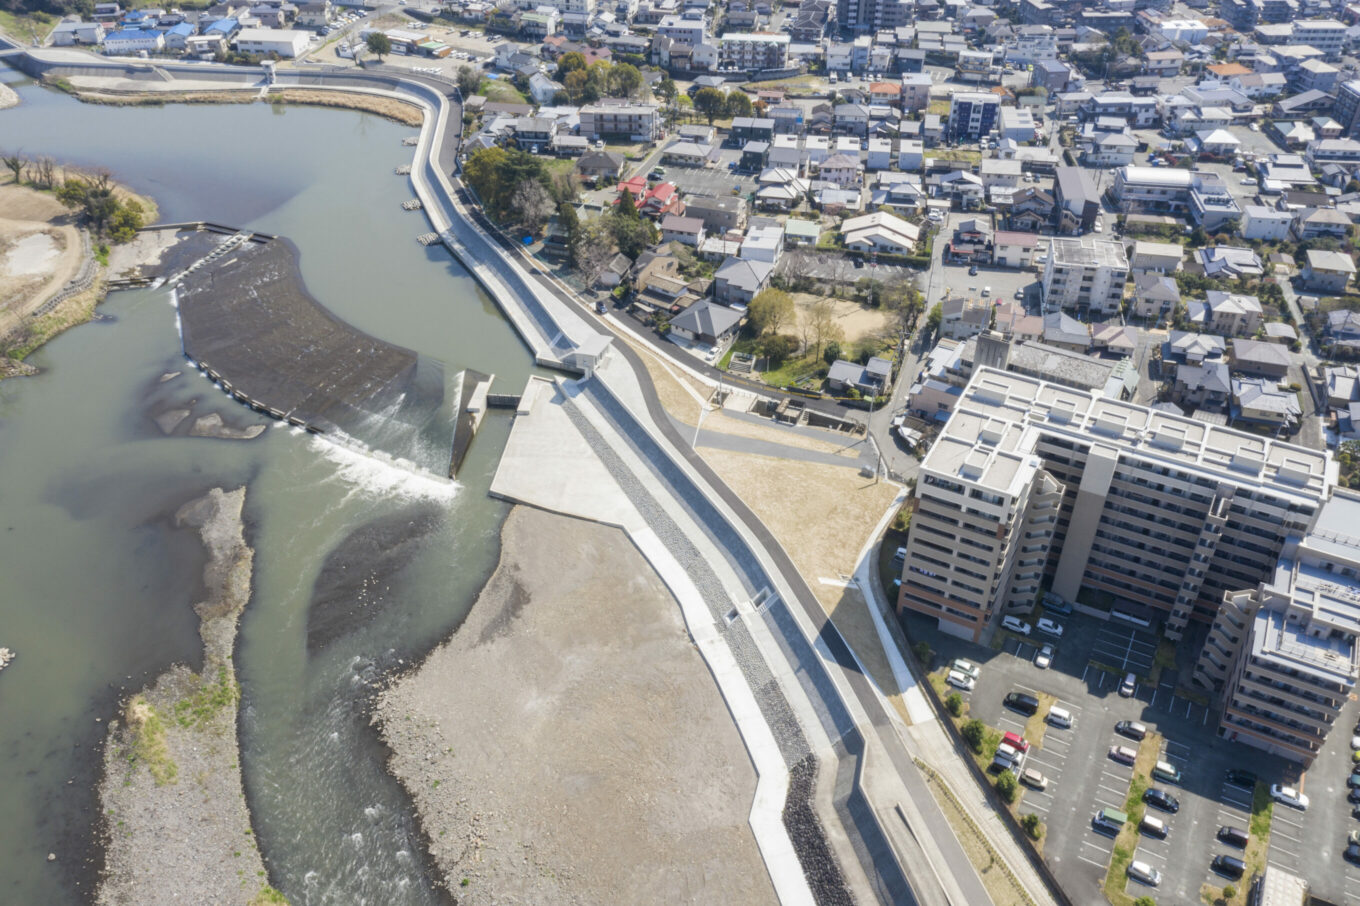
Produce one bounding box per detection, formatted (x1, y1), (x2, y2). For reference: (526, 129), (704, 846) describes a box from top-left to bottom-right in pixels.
(822, 340), (842, 365)
(961, 719), (986, 753)
(365, 31), (391, 63)
(748, 287), (794, 335)
(462, 146), (550, 222)
(564, 69), (589, 103)
(557, 201), (580, 241)
(996, 769), (1018, 803)
(925, 302), (943, 336)
(945, 693), (963, 717)
(616, 187), (638, 219)
(725, 90), (753, 118)
(555, 51), (587, 81)
(655, 77), (677, 104)
(108, 199), (144, 243)
(692, 87), (727, 125)
(455, 64), (480, 98)
(608, 62), (642, 99)
(758, 333), (799, 367)
(1021, 814), (1044, 840)
(610, 214), (655, 258)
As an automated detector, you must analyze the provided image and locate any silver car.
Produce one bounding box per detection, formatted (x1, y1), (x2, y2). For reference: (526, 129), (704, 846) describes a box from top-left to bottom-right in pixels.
(1127, 860), (1161, 887)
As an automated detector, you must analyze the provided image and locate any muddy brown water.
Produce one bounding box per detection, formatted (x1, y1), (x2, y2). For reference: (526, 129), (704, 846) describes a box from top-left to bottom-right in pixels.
(0, 73), (536, 905)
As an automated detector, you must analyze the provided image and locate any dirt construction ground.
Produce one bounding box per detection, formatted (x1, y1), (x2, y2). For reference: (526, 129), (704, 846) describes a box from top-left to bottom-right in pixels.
(378, 505), (777, 906)
(0, 182), (81, 341)
(791, 293), (894, 346)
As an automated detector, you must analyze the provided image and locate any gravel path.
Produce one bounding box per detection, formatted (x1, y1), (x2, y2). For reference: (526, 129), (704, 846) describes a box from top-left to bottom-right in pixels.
(95, 487), (278, 906)
(377, 505), (778, 906)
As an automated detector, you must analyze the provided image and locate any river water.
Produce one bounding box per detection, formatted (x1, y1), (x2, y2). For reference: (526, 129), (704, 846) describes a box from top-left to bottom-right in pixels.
(0, 73), (534, 905)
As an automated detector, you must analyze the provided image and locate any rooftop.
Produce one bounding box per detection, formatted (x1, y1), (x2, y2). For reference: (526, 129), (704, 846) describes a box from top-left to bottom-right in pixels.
(1050, 237), (1129, 269)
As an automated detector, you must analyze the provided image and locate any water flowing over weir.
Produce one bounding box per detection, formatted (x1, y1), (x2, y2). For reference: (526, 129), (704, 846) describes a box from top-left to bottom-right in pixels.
(172, 233), (473, 476)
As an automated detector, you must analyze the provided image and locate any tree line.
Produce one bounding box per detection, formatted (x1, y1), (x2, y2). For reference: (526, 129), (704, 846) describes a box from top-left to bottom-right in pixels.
(2, 151), (145, 242)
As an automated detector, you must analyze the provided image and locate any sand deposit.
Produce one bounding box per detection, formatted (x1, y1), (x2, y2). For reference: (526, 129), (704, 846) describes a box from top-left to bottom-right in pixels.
(379, 505), (777, 905)
(96, 487), (279, 906)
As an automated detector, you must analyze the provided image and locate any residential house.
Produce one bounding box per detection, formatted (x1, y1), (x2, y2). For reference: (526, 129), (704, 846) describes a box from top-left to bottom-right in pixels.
(713, 256), (773, 305)
(841, 211), (921, 254)
(576, 150), (627, 180)
(51, 19), (106, 45)
(1053, 166), (1100, 234)
(1163, 330), (1228, 378)
(1086, 132), (1138, 168)
(740, 223), (784, 264)
(993, 231), (1038, 268)
(1042, 311), (1090, 351)
(1188, 291), (1264, 336)
(980, 158), (1023, 192)
(1241, 204), (1294, 240)
(528, 72), (565, 105)
(1131, 273), (1182, 321)
(941, 296), (993, 340)
(1293, 207), (1353, 241)
(102, 27), (163, 53)
(1232, 377), (1301, 430)
(1327, 309), (1360, 353)
(948, 217), (994, 264)
(1176, 360), (1233, 409)
(669, 300), (743, 347)
(1231, 338), (1292, 379)
(1092, 322), (1138, 357)
(1128, 240), (1184, 276)
(684, 195), (747, 235)
(1198, 246), (1264, 279)
(819, 153), (864, 187)
(828, 357), (893, 395)
(1006, 186), (1055, 232)
(1302, 249), (1357, 292)
(660, 214), (705, 246)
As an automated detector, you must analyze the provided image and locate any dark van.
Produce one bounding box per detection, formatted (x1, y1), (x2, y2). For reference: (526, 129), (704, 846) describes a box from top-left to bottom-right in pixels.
(1212, 855), (1246, 880)
(1217, 826), (1249, 849)
(1004, 691), (1040, 715)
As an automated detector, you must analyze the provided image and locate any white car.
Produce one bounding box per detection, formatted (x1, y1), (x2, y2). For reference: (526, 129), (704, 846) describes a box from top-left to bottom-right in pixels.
(946, 670), (976, 692)
(1240, 176), (1256, 185)
(1352, 734), (1360, 751)
(1128, 861), (1162, 887)
(1001, 615), (1031, 635)
(1270, 785), (1309, 810)
(1037, 617), (1064, 637)
(1249, 122), (1261, 132)
(1034, 643), (1054, 669)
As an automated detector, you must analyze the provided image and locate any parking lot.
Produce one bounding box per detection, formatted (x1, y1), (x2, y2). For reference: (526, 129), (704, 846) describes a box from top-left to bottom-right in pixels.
(661, 149), (759, 200)
(924, 214), (1039, 310)
(907, 607), (1317, 902)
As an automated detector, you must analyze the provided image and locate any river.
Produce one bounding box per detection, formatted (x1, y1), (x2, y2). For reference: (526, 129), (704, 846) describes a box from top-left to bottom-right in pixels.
(0, 71), (535, 905)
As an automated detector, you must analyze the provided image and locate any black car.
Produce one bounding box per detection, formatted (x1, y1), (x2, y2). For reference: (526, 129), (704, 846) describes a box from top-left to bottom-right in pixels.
(968, 265), (978, 276)
(1224, 768), (1257, 789)
(1212, 855), (1246, 880)
(1347, 844), (1360, 866)
(1144, 788), (1180, 814)
(1004, 691), (1040, 716)
(1349, 787), (1360, 805)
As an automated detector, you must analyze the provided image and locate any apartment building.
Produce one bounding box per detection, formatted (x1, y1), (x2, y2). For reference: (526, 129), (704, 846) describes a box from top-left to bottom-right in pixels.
(837, 0), (910, 32)
(898, 368), (1332, 643)
(947, 92), (1000, 141)
(1111, 166), (1242, 232)
(1286, 18), (1347, 60)
(1005, 24), (1058, 65)
(901, 73), (932, 111)
(655, 13), (706, 45)
(1042, 237), (1129, 317)
(1335, 80), (1360, 139)
(718, 32), (790, 69)
(579, 101), (660, 141)
(1193, 492), (1360, 766)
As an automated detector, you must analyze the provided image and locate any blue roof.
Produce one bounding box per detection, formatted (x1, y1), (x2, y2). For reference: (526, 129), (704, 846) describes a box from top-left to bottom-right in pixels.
(165, 22), (196, 36)
(205, 17), (238, 33)
(106, 28), (161, 40)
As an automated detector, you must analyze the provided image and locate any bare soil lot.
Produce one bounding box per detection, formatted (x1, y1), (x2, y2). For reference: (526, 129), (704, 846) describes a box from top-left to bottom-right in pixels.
(379, 506), (776, 906)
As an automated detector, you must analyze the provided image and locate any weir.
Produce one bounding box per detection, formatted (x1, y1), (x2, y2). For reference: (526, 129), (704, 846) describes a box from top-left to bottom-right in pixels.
(172, 232), (487, 475)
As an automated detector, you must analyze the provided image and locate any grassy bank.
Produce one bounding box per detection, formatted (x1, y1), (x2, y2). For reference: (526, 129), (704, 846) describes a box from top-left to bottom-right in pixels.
(1101, 732), (1162, 906)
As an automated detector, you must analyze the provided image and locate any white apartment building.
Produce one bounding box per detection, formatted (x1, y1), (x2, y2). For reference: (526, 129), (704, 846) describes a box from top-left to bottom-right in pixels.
(655, 13), (706, 45)
(718, 32), (790, 69)
(234, 27), (311, 57)
(1042, 237), (1129, 317)
(579, 101), (660, 141)
(1194, 492), (1360, 766)
(1289, 18), (1347, 59)
(898, 368), (1333, 643)
(1005, 25), (1058, 64)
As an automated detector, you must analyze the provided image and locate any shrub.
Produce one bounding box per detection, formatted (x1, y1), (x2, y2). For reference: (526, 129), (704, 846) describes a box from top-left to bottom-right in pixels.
(1223, 886), (1236, 901)
(1021, 813), (1043, 840)
(912, 640), (931, 665)
(945, 693), (963, 717)
(1133, 898), (1156, 906)
(961, 719), (986, 753)
(996, 769), (1019, 803)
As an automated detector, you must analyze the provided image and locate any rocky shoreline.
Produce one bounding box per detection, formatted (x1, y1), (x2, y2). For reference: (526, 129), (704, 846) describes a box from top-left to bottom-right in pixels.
(94, 487), (285, 906)
(377, 505), (776, 905)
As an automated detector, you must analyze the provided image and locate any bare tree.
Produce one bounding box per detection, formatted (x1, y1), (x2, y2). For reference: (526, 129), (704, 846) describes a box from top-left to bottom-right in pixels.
(1, 150), (25, 184)
(571, 217), (618, 288)
(32, 157), (56, 190)
(808, 297), (845, 361)
(825, 254), (853, 290)
(510, 179), (555, 235)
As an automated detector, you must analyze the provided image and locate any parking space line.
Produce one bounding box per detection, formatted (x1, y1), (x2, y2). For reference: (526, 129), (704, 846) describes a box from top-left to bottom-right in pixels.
(1079, 855), (1108, 869)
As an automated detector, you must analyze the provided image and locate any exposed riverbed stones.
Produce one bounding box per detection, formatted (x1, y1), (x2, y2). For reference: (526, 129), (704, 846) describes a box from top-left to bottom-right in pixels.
(95, 487), (283, 906)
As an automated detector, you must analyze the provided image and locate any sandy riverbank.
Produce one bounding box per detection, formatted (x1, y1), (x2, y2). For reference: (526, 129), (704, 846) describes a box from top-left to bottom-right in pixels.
(59, 80), (425, 127)
(378, 505), (777, 905)
(95, 487), (284, 906)
(0, 82), (18, 110)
